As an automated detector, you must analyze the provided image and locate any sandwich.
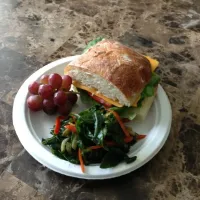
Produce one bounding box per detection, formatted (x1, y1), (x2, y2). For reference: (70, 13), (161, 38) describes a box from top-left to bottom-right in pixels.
(64, 39), (160, 120)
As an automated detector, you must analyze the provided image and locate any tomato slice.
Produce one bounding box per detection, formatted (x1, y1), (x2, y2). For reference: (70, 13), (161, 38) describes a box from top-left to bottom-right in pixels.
(88, 92), (112, 108)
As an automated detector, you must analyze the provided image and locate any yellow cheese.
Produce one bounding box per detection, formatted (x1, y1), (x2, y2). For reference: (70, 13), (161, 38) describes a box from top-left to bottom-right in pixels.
(145, 56), (159, 72)
(132, 95), (141, 107)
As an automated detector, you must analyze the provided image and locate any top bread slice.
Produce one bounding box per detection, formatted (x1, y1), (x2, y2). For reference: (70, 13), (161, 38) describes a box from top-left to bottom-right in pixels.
(64, 39), (152, 106)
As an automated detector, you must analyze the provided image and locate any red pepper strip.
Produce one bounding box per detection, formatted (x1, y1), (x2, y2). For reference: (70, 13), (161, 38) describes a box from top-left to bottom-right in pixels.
(88, 145), (102, 150)
(109, 110), (130, 137)
(65, 124), (77, 133)
(137, 134), (146, 140)
(54, 117), (61, 135)
(78, 148), (85, 173)
(124, 136), (133, 143)
(59, 116), (67, 120)
(88, 92), (112, 108)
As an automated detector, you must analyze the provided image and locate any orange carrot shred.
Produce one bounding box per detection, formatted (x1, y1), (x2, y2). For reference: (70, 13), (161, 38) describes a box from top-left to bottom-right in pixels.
(88, 145), (102, 150)
(110, 110), (130, 137)
(137, 134), (146, 140)
(65, 124), (77, 133)
(124, 136), (133, 143)
(78, 148), (85, 173)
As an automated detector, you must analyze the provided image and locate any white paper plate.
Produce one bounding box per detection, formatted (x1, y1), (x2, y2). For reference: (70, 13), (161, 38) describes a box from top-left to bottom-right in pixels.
(13, 56), (172, 179)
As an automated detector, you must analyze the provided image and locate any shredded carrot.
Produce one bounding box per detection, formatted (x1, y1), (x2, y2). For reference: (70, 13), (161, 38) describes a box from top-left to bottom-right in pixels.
(65, 124), (77, 133)
(54, 117), (61, 134)
(124, 136), (133, 143)
(137, 134), (146, 140)
(78, 148), (85, 173)
(110, 110), (130, 137)
(88, 145), (102, 150)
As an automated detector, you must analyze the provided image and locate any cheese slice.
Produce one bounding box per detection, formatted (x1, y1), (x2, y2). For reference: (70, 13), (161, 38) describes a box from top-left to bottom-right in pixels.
(145, 56), (159, 72)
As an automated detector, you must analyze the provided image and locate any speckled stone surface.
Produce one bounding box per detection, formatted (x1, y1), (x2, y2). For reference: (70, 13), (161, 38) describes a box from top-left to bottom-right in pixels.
(0, 0), (200, 199)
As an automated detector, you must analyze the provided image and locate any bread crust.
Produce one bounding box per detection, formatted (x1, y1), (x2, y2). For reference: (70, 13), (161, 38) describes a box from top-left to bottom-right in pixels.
(65, 39), (152, 98)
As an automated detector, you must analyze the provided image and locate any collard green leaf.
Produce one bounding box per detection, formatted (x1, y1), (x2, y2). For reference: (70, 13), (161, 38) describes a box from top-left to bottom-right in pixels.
(105, 113), (124, 145)
(83, 148), (107, 164)
(124, 155), (137, 164)
(42, 136), (60, 145)
(93, 111), (106, 145)
(100, 148), (125, 168)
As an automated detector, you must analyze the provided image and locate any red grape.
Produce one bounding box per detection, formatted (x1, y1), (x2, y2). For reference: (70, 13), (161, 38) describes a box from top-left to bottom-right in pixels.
(43, 99), (57, 115)
(61, 75), (72, 91)
(28, 81), (39, 95)
(40, 74), (49, 84)
(27, 95), (43, 111)
(48, 73), (62, 89)
(66, 92), (78, 105)
(38, 84), (54, 99)
(58, 101), (72, 116)
(54, 91), (67, 106)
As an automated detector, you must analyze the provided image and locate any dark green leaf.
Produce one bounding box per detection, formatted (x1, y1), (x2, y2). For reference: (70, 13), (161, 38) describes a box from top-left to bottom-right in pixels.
(51, 149), (65, 160)
(83, 148), (107, 164)
(125, 155), (137, 164)
(105, 114), (124, 145)
(100, 148), (125, 168)
(42, 136), (60, 145)
(93, 111), (107, 145)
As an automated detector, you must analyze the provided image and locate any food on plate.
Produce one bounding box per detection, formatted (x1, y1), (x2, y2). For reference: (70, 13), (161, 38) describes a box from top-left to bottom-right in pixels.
(42, 38), (160, 172)
(42, 105), (146, 172)
(28, 81), (40, 95)
(27, 95), (43, 111)
(40, 74), (49, 84)
(27, 73), (78, 115)
(64, 39), (160, 121)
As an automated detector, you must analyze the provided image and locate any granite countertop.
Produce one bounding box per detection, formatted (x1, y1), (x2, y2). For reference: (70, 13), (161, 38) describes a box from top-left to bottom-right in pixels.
(0, 0), (200, 199)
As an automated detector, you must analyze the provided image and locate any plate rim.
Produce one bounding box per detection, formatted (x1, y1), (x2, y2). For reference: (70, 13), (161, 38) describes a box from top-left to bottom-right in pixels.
(12, 56), (172, 179)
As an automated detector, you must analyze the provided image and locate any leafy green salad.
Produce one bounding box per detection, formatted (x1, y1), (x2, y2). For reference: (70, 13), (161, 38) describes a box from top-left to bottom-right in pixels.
(42, 102), (143, 172)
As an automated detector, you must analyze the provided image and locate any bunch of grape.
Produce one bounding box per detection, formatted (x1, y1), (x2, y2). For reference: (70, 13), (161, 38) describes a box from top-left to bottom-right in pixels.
(27, 73), (78, 116)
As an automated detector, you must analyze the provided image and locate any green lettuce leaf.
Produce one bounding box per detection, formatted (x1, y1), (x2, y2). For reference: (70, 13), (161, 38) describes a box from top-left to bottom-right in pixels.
(137, 72), (160, 107)
(110, 106), (136, 120)
(83, 37), (104, 53)
(78, 89), (99, 106)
